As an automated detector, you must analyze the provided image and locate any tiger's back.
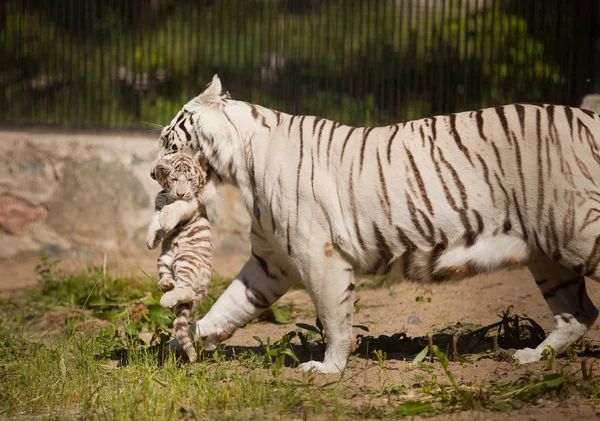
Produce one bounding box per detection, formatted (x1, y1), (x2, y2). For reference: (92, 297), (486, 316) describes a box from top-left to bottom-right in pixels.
(321, 103), (600, 283)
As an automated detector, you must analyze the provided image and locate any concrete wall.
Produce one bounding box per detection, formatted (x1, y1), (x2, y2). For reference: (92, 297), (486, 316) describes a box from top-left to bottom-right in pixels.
(0, 129), (251, 279)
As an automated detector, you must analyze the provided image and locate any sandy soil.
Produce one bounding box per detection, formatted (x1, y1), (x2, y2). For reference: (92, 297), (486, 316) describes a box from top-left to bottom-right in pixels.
(2, 255), (600, 420)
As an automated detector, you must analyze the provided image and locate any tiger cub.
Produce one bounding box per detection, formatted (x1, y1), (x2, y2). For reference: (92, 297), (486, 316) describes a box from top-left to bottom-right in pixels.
(146, 151), (212, 363)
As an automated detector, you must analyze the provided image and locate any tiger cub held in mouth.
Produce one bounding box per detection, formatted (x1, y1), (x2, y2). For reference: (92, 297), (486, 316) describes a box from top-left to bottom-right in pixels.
(146, 151), (212, 363)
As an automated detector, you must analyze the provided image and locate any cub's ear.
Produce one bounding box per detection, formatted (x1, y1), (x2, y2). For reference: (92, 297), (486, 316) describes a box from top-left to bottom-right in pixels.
(155, 161), (172, 180)
(193, 151), (209, 172)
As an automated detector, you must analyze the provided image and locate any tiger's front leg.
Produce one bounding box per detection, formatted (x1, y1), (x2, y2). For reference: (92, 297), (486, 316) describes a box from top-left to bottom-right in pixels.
(191, 254), (296, 350)
(296, 245), (356, 374)
(146, 211), (165, 250)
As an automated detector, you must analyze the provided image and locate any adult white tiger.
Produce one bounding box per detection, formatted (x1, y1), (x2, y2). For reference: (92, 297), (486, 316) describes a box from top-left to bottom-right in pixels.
(151, 75), (600, 373)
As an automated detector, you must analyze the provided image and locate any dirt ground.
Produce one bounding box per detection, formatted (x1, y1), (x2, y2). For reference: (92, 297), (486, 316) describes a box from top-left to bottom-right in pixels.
(2, 254), (600, 420)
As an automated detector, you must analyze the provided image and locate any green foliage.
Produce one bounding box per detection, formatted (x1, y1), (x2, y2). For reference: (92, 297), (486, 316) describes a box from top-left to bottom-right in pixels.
(2, 261), (600, 419)
(259, 303), (295, 325)
(2, 0), (575, 129)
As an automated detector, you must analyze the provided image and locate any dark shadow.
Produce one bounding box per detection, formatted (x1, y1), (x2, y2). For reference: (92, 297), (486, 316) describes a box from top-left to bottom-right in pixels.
(107, 313), (600, 369)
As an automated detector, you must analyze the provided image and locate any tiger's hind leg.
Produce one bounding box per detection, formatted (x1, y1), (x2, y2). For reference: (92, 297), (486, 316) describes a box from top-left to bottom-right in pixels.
(157, 251), (176, 292)
(514, 251), (599, 364)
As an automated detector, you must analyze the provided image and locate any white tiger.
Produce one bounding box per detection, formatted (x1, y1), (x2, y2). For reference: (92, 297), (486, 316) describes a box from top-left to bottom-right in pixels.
(146, 152), (212, 363)
(151, 75), (600, 373)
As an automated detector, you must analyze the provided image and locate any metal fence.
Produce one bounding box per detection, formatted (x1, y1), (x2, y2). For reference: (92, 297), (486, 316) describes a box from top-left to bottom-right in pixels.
(1, 0), (598, 129)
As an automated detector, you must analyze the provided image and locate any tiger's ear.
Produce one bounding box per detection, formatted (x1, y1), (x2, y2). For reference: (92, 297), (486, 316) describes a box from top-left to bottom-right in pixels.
(197, 74), (222, 103)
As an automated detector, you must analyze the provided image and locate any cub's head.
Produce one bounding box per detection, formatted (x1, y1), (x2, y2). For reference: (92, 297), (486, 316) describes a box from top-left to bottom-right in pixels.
(154, 152), (209, 201)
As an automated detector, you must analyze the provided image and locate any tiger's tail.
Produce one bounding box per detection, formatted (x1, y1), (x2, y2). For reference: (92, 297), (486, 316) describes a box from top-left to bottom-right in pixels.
(174, 303), (197, 363)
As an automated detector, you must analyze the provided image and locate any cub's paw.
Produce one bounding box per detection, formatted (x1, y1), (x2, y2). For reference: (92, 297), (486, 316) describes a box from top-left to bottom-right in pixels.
(513, 347), (542, 364)
(157, 278), (175, 293)
(159, 210), (180, 233)
(160, 288), (195, 309)
(146, 228), (165, 250)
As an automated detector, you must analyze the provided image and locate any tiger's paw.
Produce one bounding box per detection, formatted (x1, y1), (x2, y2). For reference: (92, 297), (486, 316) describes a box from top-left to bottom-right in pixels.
(513, 347), (541, 364)
(297, 360), (343, 374)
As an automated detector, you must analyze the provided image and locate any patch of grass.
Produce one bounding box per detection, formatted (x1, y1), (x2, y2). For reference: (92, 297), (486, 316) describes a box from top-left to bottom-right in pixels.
(0, 321), (350, 419)
(2, 260), (600, 419)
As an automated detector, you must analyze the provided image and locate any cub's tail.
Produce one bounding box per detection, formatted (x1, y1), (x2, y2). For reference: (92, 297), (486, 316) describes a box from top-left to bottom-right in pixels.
(174, 303), (197, 363)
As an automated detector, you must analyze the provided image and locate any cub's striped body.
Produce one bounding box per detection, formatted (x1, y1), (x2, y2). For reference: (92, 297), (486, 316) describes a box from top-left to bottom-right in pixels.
(146, 152), (212, 363)
(152, 75), (600, 372)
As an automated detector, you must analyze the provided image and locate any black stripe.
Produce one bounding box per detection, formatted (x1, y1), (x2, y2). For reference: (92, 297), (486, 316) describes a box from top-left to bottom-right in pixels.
(295, 116), (306, 224)
(476, 153), (495, 206)
(513, 130), (527, 210)
(491, 141), (505, 177)
(475, 110), (488, 142)
(514, 104), (526, 138)
(316, 119), (327, 160)
(359, 127), (374, 174)
(376, 150), (391, 219)
(512, 189), (528, 240)
(373, 222), (393, 267)
(288, 115), (297, 136)
(274, 111), (282, 126)
(178, 119), (191, 143)
(404, 146), (434, 215)
(326, 122), (340, 168)
(286, 214), (292, 255)
(448, 113), (474, 165)
(340, 127), (356, 162)
(313, 117), (322, 136)
(252, 250), (275, 279)
(241, 276), (271, 309)
(495, 106), (512, 145)
(387, 124), (400, 164)
(349, 163), (365, 250)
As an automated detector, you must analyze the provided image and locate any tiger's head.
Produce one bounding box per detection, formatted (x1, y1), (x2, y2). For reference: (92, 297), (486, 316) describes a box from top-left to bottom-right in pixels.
(154, 152), (209, 202)
(150, 75), (235, 203)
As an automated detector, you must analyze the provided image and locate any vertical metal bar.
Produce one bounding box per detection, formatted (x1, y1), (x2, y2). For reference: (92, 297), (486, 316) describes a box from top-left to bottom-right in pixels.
(438, 0), (444, 115)
(423, 0), (430, 117)
(478, 0), (485, 109)
(340, 0), (348, 123)
(514, 0), (522, 103)
(463, 0), (469, 110)
(68, 0), (75, 126)
(110, 0), (117, 129)
(90, 0), (96, 126)
(398, 0), (405, 120)
(390, 0), (398, 120)
(489, 0), (496, 105)
(407, 0), (414, 119)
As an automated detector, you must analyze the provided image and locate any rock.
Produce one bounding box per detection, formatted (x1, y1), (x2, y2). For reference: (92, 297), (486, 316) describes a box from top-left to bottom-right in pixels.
(0, 195), (47, 235)
(407, 315), (421, 325)
(46, 158), (149, 252)
(0, 130), (253, 276)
